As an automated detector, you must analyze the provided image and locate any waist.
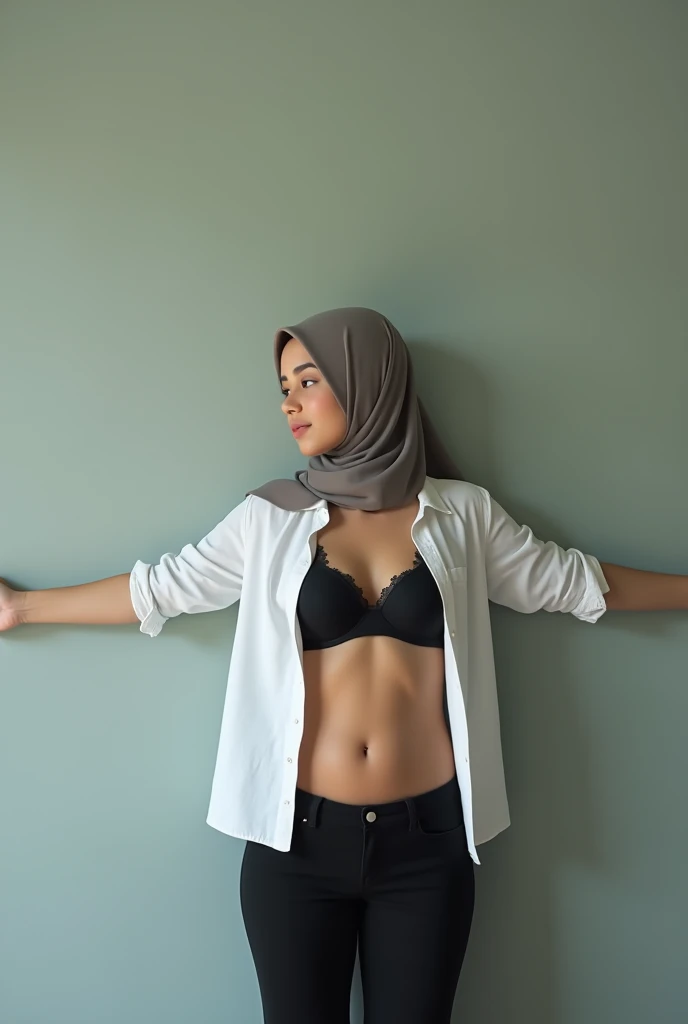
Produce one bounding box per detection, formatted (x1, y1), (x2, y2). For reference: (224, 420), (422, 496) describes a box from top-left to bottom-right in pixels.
(294, 773), (462, 830)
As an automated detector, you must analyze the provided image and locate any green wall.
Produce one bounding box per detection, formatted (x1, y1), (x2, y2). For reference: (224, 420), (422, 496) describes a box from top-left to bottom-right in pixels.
(1, 2), (686, 1021)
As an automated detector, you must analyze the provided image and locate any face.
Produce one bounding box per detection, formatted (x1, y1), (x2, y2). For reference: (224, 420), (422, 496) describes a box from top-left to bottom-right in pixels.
(279, 336), (347, 457)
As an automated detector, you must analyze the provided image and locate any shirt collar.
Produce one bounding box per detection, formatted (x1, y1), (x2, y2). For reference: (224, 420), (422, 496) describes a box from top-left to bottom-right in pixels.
(418, 476), (453, 514)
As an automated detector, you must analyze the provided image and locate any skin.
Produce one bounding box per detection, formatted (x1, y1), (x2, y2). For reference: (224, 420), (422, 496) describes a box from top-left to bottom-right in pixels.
(279, 336), (458, 803)
(279, 336), (349, 460)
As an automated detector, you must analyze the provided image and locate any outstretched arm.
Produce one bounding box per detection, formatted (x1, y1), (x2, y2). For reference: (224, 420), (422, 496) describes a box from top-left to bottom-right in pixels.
(0, 574), (137, 631)
(599, 563), (688, 612)
(481, 488), (687, 621)
(1, 497), (249, 635)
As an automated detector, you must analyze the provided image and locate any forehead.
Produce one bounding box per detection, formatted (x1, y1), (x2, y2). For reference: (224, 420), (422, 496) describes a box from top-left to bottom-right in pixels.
(279, 335), (313, 373)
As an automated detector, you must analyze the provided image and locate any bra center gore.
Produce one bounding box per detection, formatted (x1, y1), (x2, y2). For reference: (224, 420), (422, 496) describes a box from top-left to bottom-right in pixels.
(315, 544), (423, 608)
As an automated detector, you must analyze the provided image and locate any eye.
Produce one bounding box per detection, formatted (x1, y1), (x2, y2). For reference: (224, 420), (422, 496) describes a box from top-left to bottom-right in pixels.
(281, 378), (317, 397)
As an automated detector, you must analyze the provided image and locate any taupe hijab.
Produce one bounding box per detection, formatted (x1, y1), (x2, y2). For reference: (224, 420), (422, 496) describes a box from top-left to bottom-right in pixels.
(247, 307), (463, 511)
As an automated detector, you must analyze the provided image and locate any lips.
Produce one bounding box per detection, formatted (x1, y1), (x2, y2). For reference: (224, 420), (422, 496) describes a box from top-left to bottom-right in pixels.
(291, 423), (310, 437)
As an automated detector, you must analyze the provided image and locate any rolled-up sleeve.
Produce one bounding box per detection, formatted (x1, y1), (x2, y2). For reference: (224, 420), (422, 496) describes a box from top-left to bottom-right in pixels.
(480, 489), (609, 623)
(130, 496), (249, 637)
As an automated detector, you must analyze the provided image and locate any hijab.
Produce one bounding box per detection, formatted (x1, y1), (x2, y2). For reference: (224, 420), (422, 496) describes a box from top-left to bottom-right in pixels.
(246, 306), (463, 511)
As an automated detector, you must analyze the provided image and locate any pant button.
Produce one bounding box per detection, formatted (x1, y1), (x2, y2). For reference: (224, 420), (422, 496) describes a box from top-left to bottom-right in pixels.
(365, 811), (377, 822)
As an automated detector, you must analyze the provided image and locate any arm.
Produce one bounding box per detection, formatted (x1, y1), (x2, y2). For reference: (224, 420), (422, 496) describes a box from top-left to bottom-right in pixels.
(1, 496), (248, 635)
(482, 488), (688, 618)
(599, 563), (688, 612)
(4, 574), (138, 629)
(481, 489), (609, 622)
(127, 496), (248, 636)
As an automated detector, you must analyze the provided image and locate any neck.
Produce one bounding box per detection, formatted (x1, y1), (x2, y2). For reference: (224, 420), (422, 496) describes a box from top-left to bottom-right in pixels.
(328, 498), (419, 519)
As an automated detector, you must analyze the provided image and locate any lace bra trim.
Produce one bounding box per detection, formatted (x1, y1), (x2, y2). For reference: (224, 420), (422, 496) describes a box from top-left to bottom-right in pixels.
(314, 544), (423, 608)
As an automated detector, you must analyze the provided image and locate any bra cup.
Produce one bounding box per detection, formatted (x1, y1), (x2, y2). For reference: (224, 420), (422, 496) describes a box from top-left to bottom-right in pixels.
(380, 561), (444, 634)
(297, 560), (367, 643)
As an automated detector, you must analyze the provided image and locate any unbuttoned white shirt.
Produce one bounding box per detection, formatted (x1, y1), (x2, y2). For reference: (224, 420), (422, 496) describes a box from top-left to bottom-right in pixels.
(129, 476), (609, 864)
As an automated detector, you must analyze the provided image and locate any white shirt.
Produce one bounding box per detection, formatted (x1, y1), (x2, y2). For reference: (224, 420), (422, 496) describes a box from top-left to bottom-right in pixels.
(129, 476), (609, 865)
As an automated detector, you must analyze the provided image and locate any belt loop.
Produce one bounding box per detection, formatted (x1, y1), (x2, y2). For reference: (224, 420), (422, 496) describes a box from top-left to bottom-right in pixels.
(304, 794), (324, 828)
(404, 796), (419, 832)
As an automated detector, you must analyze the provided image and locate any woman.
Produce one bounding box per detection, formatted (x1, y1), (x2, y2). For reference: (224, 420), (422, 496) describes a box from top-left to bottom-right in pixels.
(2, 307), (685, 1024)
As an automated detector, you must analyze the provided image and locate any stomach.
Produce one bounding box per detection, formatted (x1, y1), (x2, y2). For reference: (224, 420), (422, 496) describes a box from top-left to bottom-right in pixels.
(296, 636), (456, 803)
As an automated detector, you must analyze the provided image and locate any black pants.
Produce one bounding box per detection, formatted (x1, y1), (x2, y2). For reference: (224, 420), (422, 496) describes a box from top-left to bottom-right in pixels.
(239, 774), (475, 1024)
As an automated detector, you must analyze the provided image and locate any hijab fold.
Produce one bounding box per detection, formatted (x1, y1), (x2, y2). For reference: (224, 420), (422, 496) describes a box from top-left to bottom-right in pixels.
(247, 307), (463, 511)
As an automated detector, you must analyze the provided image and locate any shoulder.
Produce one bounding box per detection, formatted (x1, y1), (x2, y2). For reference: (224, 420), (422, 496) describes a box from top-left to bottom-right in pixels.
(426, 476), (488, 515)
(244, 491), (316, 527)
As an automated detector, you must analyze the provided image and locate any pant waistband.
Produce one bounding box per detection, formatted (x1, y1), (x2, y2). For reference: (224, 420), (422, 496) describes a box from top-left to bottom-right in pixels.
(294, 774), (461, 832)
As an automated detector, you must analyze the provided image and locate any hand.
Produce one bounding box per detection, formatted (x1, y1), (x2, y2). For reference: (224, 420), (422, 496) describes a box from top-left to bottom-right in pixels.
(0, 578), (25, 632)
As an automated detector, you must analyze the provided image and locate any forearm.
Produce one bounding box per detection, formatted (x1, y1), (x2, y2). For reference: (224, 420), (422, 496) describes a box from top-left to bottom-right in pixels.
(599, 562), (688, 612)
(19, 573), (140, 626)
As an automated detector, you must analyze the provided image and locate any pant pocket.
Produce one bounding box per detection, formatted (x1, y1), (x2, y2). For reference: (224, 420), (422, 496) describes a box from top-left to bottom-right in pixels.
(416, 805), (464, 836)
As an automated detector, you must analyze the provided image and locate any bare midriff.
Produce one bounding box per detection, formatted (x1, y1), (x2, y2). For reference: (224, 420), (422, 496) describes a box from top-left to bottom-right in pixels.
(297, 637), (456, 803)
(295, 498), (456, 805)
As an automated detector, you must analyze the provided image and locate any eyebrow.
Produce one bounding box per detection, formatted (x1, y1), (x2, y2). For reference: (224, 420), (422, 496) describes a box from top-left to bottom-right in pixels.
(279, 361), (318, 382)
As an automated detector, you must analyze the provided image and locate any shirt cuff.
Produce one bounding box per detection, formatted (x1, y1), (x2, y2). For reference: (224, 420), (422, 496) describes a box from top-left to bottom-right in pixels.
(130, 560), (168, 637)
(571, 552), (610, 624)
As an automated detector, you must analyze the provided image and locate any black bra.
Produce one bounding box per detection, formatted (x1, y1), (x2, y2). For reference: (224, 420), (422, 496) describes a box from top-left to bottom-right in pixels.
(297, 544), (445, 650)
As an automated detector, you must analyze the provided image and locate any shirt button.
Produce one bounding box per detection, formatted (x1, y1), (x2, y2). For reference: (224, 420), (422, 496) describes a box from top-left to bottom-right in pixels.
(450, 631), (456, 638)
(365, 811), (377, 822)
(284, 800), (290, 805)
(294, 719), (299, 724)
(287, 757), (292, 763)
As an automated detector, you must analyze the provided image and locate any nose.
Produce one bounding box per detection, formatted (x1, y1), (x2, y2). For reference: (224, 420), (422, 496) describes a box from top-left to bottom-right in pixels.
(281, 390), (301, 415)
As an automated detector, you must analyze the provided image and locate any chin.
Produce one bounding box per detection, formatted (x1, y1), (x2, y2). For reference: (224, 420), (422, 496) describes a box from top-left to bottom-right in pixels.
(298, 438), (329, 457)
(299, 442), (321, 457)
